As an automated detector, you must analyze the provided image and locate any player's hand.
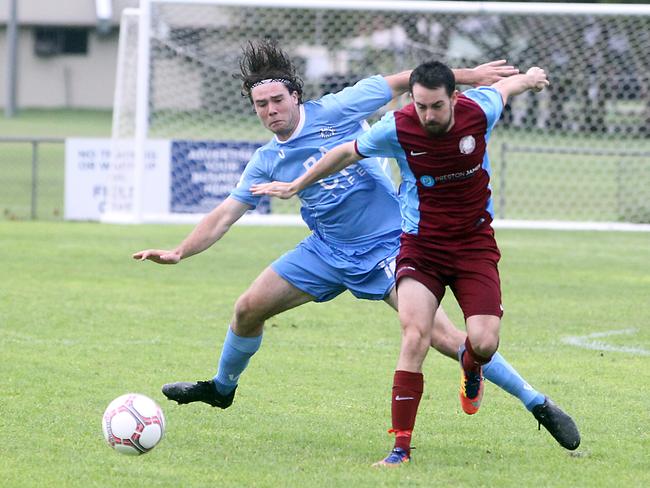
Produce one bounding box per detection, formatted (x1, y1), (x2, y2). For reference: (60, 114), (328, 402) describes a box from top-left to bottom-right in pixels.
(250, 181), (297, 200)
(470, 60), (519, 86)
(526, 67), (550, 92)
(132, 249), (181, 264)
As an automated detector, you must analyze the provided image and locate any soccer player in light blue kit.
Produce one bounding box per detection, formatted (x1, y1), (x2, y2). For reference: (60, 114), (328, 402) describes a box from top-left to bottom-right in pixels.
(133, 40), (577, 453)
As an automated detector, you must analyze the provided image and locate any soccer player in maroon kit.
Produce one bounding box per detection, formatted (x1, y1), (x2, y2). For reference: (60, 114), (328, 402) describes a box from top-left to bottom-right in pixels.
(252, 60), (557, 466)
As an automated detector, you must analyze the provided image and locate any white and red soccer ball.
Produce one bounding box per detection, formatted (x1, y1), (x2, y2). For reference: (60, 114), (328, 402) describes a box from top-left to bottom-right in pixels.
(102, 393), (165, 455)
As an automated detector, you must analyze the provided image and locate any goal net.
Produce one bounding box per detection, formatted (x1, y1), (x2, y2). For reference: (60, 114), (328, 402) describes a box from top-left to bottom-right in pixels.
(107, 0), (650, 227)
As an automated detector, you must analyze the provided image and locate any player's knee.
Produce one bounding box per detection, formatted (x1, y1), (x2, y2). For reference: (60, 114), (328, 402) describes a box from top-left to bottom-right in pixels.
(471, 334), (499, 358)
(467, 316), (500, 358)
(233, 293), (264, 333)
(401, 323), (431, 354)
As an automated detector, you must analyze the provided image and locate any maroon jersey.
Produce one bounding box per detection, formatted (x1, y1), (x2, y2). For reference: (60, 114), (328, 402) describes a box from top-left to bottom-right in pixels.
(355, 87), (504, 243)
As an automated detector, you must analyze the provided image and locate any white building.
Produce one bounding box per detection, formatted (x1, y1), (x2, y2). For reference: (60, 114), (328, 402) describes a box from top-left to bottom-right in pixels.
(0, 0), (138, 109)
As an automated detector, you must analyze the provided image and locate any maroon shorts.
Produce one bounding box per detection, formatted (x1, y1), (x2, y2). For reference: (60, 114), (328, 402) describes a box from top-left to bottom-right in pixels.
(395, 231), (503, 319)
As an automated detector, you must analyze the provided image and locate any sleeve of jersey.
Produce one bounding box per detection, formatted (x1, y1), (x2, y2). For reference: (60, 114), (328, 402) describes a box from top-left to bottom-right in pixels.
(354, 111), (398, 159)
(229, 150), (269, 209)
(324, 75), (393, 122)
(463, 86), (504, 131)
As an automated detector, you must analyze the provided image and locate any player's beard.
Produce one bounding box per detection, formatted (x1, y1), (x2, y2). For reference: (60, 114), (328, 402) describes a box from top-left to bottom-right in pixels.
(423, 113), (454, 136)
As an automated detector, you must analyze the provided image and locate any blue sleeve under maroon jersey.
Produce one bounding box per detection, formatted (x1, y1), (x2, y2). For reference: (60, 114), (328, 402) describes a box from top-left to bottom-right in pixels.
(462, 86), (504, 134)
(355, 111), (401, 159)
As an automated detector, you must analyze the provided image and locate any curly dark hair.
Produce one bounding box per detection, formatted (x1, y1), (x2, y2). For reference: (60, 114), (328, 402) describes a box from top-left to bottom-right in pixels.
(236, 39), (304, 104)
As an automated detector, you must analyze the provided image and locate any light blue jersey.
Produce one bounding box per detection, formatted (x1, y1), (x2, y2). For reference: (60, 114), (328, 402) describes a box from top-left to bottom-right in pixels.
(231, 75), (400, 247)
(230, 75), (402, 301)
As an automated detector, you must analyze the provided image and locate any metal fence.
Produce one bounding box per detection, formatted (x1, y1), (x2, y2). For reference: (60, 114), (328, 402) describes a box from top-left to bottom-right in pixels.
(2, 136), (650, 224)
(498, 145), (650, 223)
(0, 137), (66, 221)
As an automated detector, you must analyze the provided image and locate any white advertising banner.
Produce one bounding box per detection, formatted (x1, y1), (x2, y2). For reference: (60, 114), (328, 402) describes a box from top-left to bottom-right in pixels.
(64, 138), (170, 221)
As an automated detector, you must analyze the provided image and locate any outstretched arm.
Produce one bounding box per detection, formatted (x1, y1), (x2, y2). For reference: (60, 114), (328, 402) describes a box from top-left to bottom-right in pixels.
(250, 141), (362, 200)
(492, 66), (549, 104)
(132, 197), (251, 264)
(384, 60), (518, 98)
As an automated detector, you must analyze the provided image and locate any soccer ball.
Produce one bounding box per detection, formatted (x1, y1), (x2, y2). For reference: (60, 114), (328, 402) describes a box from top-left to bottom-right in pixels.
(102, 393), (165, 455)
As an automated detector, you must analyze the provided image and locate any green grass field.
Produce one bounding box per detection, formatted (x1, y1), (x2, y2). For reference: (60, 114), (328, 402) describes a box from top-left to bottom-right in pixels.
(1, 222), (649, 487)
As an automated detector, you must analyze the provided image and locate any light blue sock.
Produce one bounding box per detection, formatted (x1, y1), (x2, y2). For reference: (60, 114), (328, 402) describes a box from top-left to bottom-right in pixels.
(482, 352), (545, 411)
(213, 327), (262, 396)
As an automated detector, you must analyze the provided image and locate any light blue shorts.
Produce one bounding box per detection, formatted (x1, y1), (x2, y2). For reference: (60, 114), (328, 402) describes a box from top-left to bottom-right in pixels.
(271, 233), (399, 303)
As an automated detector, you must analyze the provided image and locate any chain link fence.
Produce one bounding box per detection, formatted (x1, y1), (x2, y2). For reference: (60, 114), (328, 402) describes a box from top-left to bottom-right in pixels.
(0, 138), (65, 221)
(3, 2), (650, 223)
(110, 1), (650, 223)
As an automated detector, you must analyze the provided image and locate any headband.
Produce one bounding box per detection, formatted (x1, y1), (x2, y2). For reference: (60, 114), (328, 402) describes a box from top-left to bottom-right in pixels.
(251, 78), (292, 89)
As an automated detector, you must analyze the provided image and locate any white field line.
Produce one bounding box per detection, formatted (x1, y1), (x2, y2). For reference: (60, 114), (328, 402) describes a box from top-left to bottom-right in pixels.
(561, 328), (650, 356)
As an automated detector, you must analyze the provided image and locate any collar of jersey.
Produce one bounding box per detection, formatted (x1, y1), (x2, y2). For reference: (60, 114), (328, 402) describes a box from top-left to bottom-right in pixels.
(274, 104), (306, 145)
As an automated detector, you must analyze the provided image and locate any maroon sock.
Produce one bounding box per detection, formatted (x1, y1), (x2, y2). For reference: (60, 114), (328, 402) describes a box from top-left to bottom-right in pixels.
(462, 337), (493, 373)
(390, 370), (424, 452)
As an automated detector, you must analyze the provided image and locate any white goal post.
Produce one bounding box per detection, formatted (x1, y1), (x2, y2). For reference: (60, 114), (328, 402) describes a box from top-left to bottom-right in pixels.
(105, 0), (650, 230)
